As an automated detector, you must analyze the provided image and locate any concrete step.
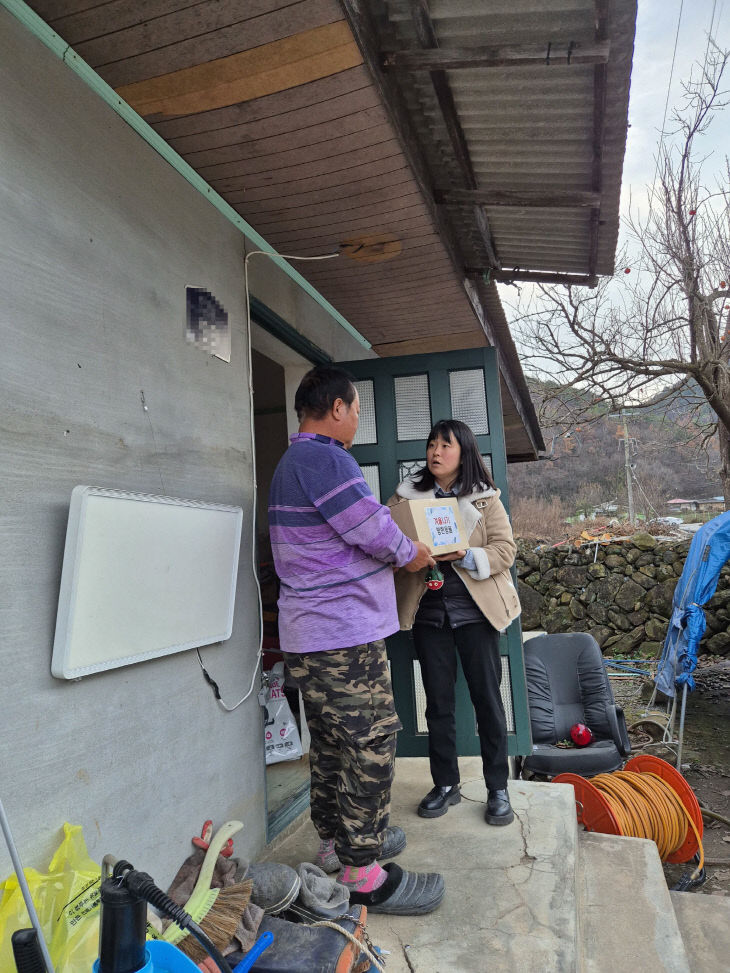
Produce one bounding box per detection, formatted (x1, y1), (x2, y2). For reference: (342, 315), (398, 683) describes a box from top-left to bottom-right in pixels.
(670, 890), (730, 973)
(577, 832), (691, 973)
(263, 757), (581, 972)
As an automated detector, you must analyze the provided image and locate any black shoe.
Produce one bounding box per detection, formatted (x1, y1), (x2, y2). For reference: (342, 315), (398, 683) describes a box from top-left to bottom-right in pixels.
(485, 788), (514, 826)
(417, 785), (461, 818)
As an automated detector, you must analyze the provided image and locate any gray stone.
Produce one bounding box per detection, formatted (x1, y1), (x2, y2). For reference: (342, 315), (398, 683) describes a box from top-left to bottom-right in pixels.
(704, 632), (730, 655)
(645, 617), (668, 641)
(640, 641), (663, 657)
(587, 562), (606, 579)
(556, 565), (588, 587)
(614, 579), (645, 611)
(604, 554), (625, 569)
(610, 626), (646, 655)
(645, 580), (675, 617)
(586, 602), (608, 624)
(517, 580), (543, 630)
(588, 626), (612, 647)
(569, 597), (586, 619)
(584, 573), (623, 605)
(607, 608), (630, 631)
(560, 591), (572, 605)
(635, 553), (655, 567)
(637, 563), (656, 577)
(625, 547), (642, 564)
(632, 572), (657, 590)
(632, 532), (657, 550)
(627, 609), (648, 626)
(542, 605), (575, 633)
(526, 572), (540, 586)
(656, 564), (675, 581)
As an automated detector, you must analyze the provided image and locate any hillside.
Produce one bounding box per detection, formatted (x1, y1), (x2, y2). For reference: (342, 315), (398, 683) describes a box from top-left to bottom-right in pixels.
(507, 385), (723, 532)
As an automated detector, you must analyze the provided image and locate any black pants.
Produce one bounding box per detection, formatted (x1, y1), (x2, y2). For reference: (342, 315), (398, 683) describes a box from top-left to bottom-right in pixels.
(413, 619), (508, 792)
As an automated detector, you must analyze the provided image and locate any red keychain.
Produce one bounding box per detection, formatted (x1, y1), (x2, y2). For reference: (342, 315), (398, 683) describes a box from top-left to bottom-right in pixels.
(425, 565), (444, 590)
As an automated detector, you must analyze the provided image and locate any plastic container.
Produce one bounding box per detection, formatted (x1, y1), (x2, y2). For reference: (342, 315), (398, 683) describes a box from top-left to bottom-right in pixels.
(93, 941), (200, 973)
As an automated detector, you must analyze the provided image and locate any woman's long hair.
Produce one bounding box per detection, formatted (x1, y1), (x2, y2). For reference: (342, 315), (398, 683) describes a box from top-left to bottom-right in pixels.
(412, 419), (496, 494)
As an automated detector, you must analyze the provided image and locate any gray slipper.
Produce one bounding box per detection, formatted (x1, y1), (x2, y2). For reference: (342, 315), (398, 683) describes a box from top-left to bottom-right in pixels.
(238, 862), (301, 915)
(347, 862), (445, 916)
(284, 862), (350, 923)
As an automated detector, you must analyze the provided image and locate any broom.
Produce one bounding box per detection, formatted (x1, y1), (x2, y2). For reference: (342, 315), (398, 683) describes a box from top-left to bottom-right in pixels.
(162, 820), (252, 963)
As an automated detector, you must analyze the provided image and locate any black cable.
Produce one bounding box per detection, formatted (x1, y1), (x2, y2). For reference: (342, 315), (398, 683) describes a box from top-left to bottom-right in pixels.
(113, 862), (232, 973)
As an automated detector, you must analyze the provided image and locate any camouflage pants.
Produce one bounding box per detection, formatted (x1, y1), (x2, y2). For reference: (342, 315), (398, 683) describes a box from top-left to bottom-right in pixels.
(283, 640), (402, 867)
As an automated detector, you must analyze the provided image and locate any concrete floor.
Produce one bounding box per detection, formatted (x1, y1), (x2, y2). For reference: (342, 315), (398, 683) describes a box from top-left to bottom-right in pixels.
(263, 756), (579, 973)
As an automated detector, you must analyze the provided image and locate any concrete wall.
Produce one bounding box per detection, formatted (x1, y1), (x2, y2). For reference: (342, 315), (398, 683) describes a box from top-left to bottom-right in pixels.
(0, 11), (368, 884)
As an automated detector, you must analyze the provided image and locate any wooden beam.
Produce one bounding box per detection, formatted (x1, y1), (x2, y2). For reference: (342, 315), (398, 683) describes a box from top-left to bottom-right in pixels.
(382, 41), (610, 71)
(467, 269), (599, 287)
(406, 0), (500, 270)
(340, 0), (542, 456)
(588, 0), (610, 278)
(438, 189), (601, 208)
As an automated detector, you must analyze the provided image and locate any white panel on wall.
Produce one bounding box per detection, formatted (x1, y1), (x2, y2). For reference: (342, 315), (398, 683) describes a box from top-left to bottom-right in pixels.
(52, 486), (242, 679)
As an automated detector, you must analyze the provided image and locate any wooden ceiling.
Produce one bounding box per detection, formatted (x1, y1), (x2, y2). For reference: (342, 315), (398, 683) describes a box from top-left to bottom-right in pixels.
(25, 0), (636, 460)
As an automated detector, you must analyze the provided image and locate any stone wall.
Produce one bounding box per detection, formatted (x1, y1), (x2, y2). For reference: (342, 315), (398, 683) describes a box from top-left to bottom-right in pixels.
(516, 533), (730, 657)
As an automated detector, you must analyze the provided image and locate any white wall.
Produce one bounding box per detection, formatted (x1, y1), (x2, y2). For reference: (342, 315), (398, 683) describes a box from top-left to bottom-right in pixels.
(0, 10), (368, 884)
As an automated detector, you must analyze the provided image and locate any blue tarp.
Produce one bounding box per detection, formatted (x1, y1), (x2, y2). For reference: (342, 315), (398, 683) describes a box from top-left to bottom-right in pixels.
(655, 510), (730, 698)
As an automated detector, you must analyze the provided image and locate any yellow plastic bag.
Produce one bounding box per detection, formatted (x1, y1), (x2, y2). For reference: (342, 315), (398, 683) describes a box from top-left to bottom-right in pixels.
(0, 822), (101, 971)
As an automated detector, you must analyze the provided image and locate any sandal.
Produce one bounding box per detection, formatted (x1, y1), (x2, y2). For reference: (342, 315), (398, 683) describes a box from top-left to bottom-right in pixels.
(347, 863), (444, 916)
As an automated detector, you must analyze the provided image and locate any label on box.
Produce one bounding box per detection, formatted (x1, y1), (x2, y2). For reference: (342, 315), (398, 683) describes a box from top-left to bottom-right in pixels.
(424, 504), (461, 548)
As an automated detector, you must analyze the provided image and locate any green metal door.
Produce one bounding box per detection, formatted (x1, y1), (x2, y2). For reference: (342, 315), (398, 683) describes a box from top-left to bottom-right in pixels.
(340, 348), (531, 758)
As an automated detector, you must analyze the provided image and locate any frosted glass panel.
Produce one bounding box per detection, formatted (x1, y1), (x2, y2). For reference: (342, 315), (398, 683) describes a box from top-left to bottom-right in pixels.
(413, 660), (429, 734)
(399, 459), (425, 483)
(415, 656), (515, 735)
(353, 379), (376, 445)
(360, 463), (381, 502)
(450, 369), (489, 434)
(501, 656), (515, 732)
(481, 454), (493, 475)
(394, 374), (432, 441)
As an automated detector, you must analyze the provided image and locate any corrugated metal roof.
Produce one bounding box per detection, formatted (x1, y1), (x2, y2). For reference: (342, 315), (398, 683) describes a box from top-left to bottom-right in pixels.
(378, 0), (635, 279)
(19, 0), (637, 459)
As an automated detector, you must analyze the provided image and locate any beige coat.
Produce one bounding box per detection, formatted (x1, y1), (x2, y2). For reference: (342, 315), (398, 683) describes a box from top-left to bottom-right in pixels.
(387, 479), (521, 632)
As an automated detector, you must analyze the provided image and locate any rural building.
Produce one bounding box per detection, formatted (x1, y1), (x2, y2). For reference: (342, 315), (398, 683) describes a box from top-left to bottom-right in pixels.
(1, 0), (636, 885)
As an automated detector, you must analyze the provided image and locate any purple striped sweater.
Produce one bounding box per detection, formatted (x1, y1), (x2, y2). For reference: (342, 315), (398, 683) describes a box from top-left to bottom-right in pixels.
(268, 433), (417, 653)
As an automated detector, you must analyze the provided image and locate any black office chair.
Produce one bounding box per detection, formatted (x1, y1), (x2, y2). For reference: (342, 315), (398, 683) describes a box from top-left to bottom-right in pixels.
(520, 632), (631, 779)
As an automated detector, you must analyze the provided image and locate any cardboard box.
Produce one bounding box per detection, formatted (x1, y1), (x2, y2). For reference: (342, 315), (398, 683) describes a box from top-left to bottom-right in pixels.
(389, 497), (467, 554)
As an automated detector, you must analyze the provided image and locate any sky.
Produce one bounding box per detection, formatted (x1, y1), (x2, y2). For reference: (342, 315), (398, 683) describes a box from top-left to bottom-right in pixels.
(620, 0), (729, 223)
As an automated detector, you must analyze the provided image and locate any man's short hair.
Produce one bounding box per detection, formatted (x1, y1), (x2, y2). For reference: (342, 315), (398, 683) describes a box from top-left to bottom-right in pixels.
(295, 365), (356, 421)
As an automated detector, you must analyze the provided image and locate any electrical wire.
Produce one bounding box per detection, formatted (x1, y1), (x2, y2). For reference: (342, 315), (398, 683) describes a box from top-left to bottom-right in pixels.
(196, 247), (340, 711)
(591, 771), (704, 877)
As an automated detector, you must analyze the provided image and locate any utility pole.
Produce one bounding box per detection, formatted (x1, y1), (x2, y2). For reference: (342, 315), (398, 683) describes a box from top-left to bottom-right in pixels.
(610, 408), (636, 524)
(621, 409), (635, 525)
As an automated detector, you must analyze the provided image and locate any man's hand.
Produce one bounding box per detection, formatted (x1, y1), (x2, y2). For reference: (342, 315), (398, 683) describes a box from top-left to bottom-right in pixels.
(404, 541), (435, 572)
(434, 550), (466, 562)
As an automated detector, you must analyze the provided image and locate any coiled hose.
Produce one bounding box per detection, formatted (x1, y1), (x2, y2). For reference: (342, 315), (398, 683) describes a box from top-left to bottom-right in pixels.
(590, 772), (705, 879)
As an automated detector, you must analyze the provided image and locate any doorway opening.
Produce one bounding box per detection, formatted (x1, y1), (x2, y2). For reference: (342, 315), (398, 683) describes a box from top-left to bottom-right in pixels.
(251, 342), (311, 840)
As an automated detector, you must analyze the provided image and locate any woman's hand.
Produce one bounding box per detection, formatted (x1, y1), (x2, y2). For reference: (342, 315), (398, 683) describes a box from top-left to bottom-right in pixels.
(434, 550), (466, 562)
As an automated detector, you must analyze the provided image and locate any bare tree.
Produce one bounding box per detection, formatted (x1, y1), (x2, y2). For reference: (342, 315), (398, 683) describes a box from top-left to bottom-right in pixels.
(515, 47), (730, 506)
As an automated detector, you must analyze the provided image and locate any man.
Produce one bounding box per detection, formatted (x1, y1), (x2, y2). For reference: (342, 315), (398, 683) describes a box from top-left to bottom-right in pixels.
(268, 365), (445, 915)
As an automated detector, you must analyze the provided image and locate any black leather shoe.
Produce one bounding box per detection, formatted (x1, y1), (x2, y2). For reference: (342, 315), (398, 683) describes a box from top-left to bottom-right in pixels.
(485, 788), (514, 826)
(417, 785), (461, 818)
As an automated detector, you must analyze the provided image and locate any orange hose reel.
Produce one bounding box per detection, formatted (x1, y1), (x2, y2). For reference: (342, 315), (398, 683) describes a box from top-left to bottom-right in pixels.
(554, 755), (704, 865)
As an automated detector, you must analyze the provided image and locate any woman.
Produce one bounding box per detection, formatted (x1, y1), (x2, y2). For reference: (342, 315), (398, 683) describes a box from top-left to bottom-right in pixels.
(389, 419), (521, 825)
